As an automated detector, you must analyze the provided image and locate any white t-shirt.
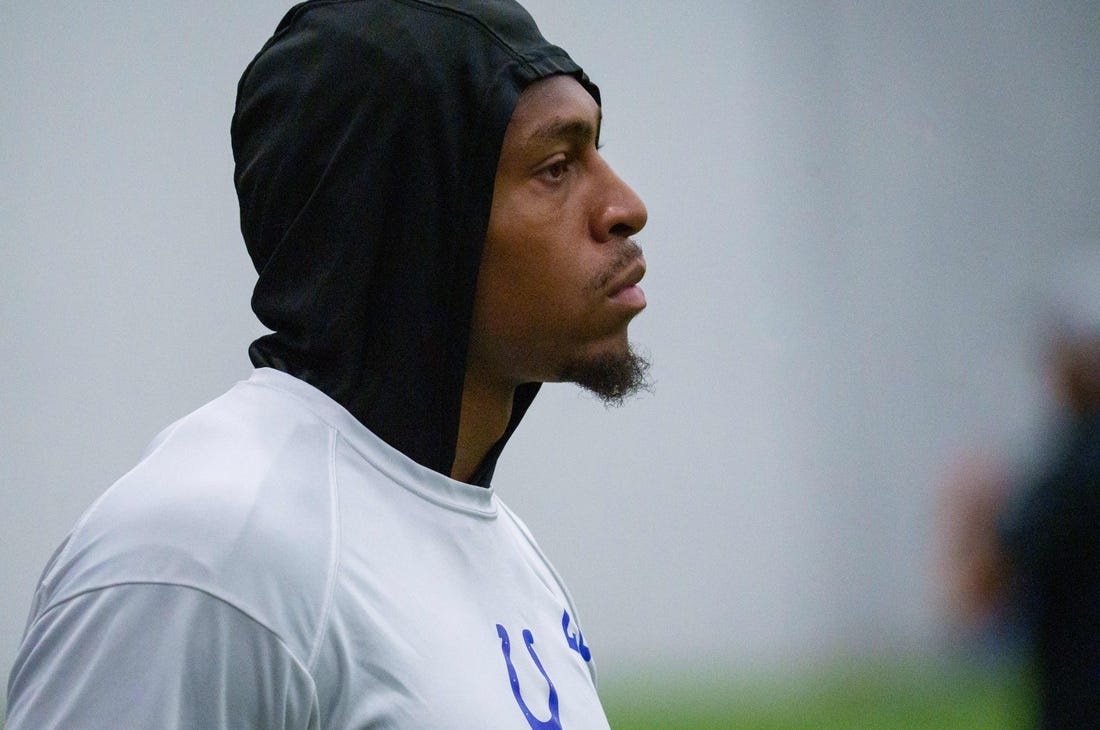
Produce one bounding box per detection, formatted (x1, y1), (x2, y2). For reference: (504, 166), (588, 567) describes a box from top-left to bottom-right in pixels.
(7, 368), (608, 729)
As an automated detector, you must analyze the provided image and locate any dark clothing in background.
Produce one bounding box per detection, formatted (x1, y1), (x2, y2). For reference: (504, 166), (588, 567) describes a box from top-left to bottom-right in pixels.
(1000, 411), (1100, 728)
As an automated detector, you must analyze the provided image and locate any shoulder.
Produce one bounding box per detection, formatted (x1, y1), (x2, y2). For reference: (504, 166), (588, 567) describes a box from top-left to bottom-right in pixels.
(8, 582), (320, 729)
(36, 374), (341, 662)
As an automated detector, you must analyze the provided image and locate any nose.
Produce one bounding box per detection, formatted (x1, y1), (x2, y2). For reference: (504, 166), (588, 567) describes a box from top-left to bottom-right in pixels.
(593, 159), (648, 242)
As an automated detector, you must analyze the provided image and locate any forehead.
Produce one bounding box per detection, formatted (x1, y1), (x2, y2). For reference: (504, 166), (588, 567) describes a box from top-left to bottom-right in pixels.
(506, 75), (602, 143)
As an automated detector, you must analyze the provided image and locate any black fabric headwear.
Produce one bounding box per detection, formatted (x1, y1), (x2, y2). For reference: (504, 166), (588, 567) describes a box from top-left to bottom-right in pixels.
(232, 0), (599, 484)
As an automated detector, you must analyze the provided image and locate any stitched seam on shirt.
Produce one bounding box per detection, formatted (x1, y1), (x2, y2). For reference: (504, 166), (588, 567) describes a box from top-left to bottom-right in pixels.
(498, 500), (600, 686)
(35, 581), (315, 680)
(307, 427), (341, 672)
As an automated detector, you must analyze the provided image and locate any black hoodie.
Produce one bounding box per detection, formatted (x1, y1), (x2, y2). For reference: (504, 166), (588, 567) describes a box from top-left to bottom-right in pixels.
(232, 0), (600, 485)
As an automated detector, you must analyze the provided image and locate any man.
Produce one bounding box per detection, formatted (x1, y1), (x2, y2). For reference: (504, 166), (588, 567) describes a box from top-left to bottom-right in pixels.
(5, 1), (648, 727)
(943, 327), (1100, 728)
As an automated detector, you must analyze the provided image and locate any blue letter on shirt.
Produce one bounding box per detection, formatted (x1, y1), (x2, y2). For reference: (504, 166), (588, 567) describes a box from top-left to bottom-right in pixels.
(496, 624), (562, 730)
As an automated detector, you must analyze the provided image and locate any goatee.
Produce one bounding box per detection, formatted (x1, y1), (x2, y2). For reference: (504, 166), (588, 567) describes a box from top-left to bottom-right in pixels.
(560, 345), (652, 406)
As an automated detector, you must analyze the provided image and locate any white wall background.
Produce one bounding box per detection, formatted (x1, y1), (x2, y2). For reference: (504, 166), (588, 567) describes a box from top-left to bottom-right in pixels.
(3, 0), (1098, 698)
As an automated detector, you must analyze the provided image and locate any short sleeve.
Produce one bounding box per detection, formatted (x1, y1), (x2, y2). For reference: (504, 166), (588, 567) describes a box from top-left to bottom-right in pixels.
(6, 583), (319, 729)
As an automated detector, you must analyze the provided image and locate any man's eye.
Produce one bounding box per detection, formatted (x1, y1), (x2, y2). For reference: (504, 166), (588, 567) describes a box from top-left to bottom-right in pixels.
(540, 159), (569, 180)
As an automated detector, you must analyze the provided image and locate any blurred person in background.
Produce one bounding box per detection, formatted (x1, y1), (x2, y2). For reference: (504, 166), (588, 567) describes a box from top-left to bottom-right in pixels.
(943, 323), (1100, 729)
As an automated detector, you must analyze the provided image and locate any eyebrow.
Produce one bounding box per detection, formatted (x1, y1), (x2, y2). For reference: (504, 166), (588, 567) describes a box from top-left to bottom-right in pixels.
(526, 112), (603, 148)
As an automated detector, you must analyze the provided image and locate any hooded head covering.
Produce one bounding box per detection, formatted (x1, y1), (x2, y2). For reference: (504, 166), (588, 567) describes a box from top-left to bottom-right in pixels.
(232, 0), (599, 484)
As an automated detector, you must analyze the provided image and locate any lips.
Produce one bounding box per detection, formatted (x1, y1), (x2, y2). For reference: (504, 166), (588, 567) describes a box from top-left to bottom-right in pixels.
(607, 256), (647, 309)
(607, 255), (646, 294)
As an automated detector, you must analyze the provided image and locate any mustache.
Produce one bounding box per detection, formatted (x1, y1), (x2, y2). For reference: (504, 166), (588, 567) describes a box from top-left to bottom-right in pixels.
(590, 238), (644, 292)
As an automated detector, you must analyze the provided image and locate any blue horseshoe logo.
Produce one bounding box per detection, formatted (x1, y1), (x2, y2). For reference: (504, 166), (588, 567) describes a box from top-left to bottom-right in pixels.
(496, 624), (562, 730)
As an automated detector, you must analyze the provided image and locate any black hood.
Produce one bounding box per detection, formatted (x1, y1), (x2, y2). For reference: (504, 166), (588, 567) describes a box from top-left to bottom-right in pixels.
(231, 0), (599, 485)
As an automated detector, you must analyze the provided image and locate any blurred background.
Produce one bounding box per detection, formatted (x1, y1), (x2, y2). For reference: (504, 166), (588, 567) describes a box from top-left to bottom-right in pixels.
(3, 1), (1098, 726)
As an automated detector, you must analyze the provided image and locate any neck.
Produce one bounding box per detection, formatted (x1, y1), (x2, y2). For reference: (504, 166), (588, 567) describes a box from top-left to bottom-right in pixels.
(451, 375), (515, 483)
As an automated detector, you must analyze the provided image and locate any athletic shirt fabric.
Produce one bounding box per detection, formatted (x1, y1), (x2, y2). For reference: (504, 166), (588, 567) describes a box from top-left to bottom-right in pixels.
(7, 369), (609, 728)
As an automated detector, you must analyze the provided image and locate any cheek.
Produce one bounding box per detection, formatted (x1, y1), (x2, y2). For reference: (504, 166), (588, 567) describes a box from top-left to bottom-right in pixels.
(481, 194), (597, 321)
(512, 248), (594, 321)
(478, 252), (587, 348)
(487, 230), (570, 299)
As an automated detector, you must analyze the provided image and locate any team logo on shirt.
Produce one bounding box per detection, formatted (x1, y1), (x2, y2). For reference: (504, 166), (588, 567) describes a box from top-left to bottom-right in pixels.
(496, 624), (561, 730)
(496, 609), (592, 730)
(561, 609), (591, 661)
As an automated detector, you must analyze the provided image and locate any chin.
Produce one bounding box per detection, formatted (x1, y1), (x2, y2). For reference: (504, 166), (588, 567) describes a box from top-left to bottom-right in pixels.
(556, 338), (651, 404)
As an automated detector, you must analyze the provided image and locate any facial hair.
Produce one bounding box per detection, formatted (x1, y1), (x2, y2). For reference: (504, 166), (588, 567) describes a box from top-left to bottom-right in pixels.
(589, 238), (644, 294)
(555, 237), (652, 405)
(559, 343), (652, 406)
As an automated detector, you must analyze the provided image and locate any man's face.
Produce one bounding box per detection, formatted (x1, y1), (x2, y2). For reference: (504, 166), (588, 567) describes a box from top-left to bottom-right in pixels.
(468, 74), (649, 399)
